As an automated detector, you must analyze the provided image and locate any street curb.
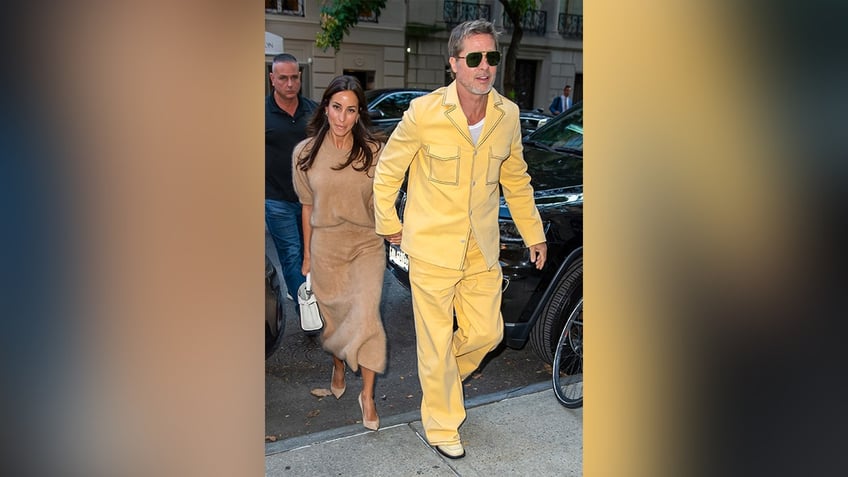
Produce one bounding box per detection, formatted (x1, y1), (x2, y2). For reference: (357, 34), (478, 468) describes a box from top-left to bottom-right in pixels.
(265, 379), (551, 456)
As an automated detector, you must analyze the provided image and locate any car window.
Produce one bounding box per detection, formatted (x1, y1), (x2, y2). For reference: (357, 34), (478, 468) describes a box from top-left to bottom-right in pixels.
(526, 104), (583, 152)
(372, 92), (425, 119)
(364, 90), (380, 104)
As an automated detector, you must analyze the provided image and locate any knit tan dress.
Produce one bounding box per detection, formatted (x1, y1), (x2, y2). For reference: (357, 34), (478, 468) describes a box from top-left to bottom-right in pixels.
(292, 136), (387, 373)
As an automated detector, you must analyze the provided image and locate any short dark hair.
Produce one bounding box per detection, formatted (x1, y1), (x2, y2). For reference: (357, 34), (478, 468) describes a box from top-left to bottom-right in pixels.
(272, 53), (298, 66)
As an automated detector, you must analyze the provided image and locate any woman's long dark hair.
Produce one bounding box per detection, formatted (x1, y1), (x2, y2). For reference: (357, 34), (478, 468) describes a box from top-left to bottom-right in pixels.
(296, 75), (384, 174)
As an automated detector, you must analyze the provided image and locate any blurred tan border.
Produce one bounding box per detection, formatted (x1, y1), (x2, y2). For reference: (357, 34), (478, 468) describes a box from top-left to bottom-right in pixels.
(31, 0), (792, 475)
(48, 3), (265, 476)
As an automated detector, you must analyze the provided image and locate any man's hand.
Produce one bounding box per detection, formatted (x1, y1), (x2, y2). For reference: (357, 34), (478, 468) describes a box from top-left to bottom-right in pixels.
(529, 242), (547, 270)
(382, 231), (402, 245)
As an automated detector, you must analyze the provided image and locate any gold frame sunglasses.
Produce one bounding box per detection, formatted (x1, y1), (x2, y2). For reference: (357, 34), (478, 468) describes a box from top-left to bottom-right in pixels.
(456, 51), (501, 67)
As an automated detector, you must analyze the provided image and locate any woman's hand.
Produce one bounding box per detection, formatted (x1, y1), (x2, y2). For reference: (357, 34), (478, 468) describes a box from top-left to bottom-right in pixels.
(301, 256), (310, 277)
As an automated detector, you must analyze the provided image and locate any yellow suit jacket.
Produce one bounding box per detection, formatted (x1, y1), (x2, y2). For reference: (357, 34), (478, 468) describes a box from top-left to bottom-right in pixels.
(373, 82), (545, 270)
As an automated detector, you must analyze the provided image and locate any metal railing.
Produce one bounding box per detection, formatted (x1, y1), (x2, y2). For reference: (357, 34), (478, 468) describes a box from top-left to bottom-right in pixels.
(444, 1), (492, 26)
(558, 13), (583, 39)
(502, 9), (547, 35)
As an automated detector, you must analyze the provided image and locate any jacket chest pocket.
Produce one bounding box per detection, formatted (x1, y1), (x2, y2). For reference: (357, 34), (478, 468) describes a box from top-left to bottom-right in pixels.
(486, 148), (509, 185)
(425, 144), (460, 185)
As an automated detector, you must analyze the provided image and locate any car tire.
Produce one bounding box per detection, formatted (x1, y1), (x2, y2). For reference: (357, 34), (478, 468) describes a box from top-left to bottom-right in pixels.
(530, 256), (582, 364)
(266, 258), (285, 359)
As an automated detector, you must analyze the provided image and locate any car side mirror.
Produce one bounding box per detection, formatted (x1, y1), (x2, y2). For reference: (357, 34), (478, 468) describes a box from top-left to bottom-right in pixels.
(369, 110), (383, 119)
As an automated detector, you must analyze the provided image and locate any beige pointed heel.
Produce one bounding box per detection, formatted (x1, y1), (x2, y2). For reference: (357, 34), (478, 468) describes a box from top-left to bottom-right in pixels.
(358, 393), (379, 431)
(330, 366), (346, 399)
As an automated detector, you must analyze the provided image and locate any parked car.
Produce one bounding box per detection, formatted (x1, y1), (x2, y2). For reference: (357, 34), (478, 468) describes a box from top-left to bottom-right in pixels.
(364, 88), (430, 135)
(385, 102), (583, 364)
(266, 255), (285, 359)
(519, 108), (552, 136)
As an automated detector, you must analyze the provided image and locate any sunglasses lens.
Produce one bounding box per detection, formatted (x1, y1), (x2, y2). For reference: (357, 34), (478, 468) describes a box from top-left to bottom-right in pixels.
(460, 51), (500, 67)
(465, 52), (482, 67)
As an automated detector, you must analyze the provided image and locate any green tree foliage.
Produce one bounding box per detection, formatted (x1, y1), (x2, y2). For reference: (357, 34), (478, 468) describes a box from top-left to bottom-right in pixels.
(316, 0), (388, 51)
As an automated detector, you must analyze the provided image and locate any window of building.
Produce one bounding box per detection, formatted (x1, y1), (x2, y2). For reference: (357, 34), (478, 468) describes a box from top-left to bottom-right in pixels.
(358, 8), (379, 23)
(266, 0), (304, 17)
(558, 0), (583, 38)
(561, 0), (583, 15)
(443, 1), (492, 26)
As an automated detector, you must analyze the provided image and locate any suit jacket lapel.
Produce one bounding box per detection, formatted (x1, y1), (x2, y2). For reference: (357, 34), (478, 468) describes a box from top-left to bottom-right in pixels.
(477, 91), (505, 146)
(442, 83), (473, 145)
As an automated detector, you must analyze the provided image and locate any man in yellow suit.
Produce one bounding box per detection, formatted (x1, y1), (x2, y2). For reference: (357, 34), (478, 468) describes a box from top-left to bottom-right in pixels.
(373, 19), (547, 460)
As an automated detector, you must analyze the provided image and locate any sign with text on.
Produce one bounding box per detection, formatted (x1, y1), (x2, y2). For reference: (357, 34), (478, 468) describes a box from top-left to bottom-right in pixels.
(265, 32), (283, 55)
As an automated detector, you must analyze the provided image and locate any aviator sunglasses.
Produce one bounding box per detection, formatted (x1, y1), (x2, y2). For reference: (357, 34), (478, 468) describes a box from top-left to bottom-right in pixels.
(456, 50), (501, 67)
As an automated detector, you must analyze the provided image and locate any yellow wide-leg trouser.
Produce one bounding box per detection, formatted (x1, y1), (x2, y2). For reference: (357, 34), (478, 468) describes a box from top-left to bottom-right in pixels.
(408, 236), (504, 446)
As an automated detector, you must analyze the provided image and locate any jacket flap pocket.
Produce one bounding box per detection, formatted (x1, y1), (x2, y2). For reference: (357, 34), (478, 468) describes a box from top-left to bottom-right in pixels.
(425, 144), (460, 160)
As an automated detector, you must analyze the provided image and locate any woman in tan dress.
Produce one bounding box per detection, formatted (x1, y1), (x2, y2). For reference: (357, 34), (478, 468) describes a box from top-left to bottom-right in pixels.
(292, 75), (387, 431)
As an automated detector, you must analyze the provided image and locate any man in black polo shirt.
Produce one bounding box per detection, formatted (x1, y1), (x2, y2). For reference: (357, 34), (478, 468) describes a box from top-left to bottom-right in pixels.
(266, 53), (317, 302)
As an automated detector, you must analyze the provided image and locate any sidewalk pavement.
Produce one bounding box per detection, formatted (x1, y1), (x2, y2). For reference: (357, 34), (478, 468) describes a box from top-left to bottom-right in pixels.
(265, 381), (583, 476)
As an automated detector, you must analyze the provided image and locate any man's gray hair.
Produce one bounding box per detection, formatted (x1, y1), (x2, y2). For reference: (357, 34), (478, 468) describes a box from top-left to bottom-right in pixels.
(447, 19), (500, 58)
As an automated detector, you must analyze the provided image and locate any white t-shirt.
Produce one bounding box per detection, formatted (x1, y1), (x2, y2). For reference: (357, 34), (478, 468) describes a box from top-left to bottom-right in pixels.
(469, 118), (485, 144)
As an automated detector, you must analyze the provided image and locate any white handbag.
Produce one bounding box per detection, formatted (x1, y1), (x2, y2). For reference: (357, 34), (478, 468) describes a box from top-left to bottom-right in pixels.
(297, 273), (323, 332)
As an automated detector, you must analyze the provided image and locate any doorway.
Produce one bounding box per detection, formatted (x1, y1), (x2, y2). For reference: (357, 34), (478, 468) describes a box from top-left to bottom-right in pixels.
(343, 69), (376, 91)
(514, 59), (538, 110)
(573, 72), (583, 102)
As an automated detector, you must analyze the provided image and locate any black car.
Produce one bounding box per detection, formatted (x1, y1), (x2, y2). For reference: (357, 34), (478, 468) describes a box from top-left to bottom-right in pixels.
(385, 102), (583, 364)
(266, 255), (285, 359)
(364, 88), (430, 135)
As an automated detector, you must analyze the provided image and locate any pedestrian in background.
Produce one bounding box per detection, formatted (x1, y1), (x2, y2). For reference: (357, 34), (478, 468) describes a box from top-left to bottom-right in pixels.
(549, 84), (572, 115)
(373, 19), (547, 459)
(293, 75), (387, 431)
(266, 53), (316, 302)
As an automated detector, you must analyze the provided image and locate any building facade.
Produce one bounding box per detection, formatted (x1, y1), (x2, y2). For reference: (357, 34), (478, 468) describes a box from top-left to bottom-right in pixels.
(265, 0), (582, 111)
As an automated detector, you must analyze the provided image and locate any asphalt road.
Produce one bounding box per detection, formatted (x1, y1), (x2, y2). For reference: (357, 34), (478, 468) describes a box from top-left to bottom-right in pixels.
(265, 234), (552, 442)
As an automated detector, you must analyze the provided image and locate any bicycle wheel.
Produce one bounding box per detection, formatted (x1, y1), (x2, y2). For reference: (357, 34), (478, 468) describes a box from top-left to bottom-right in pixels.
(553, 297), (583, 408)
